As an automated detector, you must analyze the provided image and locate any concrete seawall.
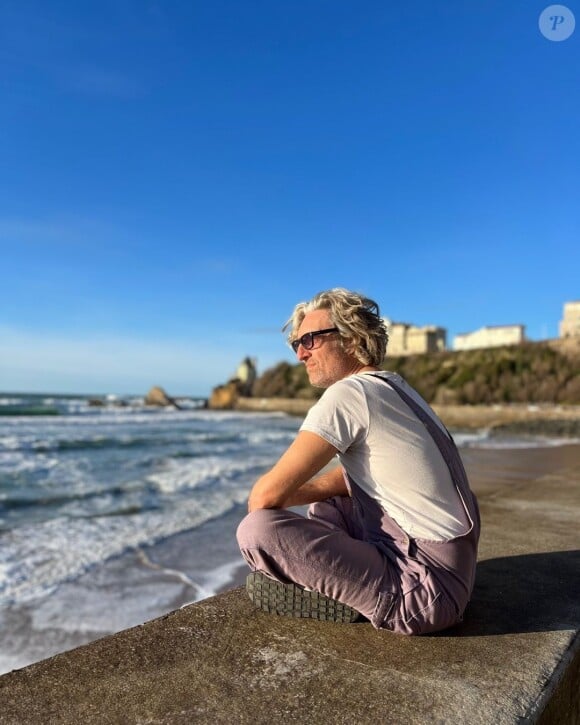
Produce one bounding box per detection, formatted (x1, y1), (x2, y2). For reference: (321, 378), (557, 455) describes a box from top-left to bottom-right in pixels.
(1, 445), (579, 724)
(235, 397), (580, 430)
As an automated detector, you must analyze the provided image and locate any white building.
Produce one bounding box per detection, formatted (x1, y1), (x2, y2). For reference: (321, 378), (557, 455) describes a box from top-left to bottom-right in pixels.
(384, 318), (447, 356)
(453, 324), (525, 351)
(559, 301), (580, 338)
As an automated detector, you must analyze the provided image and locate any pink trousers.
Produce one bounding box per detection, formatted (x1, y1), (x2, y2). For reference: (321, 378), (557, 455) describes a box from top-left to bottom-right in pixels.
(236, 485), (474, 634)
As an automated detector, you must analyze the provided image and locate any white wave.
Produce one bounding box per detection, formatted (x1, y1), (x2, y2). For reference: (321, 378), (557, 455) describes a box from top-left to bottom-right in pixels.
(146, 453), (273, 495)
(0, 408), (293, 432)
(0, 653), (27, 675)
(451, 428), (580, 450)
(174, 398), (206, 410)
(245, 430), (297, 445)
(451, 430), (492, 448)
(41, 397), (90, 413)
(198, 558), (246, 599)
(184, 409), (289, 422)
(468, 435), (580, 449)
(1, 428), (148, 453)
(0, 435), (22, 450)
(0, 484), (250, 607)
(0, 407), (299, 607)
(0, 409), (177, 428)
(0, 451), (59, 474)
(30, 573), (186, 635)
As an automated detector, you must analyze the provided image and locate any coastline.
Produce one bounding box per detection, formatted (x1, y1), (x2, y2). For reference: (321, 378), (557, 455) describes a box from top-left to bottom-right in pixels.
(2, 394), (579, 674)
(235, 396), (580, 433)
(2, 440), (579, 675)
(2, 441), (579, 722)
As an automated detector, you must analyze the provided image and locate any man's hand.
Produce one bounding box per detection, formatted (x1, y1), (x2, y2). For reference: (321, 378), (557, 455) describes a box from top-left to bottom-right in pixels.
(247, 431), (346, 511)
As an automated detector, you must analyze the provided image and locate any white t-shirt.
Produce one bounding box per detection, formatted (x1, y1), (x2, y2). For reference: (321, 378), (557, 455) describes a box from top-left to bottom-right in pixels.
(300, 371), (469, 541)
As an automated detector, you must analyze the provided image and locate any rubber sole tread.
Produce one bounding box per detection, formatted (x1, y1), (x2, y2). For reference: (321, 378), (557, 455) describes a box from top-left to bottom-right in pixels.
(246, 572), (360, 623)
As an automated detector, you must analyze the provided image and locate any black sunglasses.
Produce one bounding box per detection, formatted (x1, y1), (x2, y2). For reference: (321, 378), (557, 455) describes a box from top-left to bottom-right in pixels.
(291, 328), (339, 353)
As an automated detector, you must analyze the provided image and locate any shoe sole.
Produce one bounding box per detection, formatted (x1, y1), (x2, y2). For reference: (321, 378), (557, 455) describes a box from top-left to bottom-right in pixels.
(246, 572), (360, 623)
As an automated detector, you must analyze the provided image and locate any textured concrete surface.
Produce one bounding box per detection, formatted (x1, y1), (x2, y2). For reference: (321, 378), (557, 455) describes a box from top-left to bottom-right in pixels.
(1, 446), (579, 724)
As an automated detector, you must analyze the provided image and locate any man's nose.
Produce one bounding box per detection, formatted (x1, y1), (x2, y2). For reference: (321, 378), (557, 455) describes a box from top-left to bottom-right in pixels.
(297, 344), (310, 361)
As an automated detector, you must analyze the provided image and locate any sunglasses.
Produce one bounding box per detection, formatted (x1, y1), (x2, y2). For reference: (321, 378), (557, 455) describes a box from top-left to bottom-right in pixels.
(290, 327), (339, 353)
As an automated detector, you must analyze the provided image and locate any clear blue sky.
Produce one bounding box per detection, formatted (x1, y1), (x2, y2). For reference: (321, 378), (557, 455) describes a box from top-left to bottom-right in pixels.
(1, 1), (578, 395)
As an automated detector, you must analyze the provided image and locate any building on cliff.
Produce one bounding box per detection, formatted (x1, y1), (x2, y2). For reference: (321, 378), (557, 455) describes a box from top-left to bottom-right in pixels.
(453, 324), (525, 351)
(384, 318), (447, 356)
(559, 301), (580, 338)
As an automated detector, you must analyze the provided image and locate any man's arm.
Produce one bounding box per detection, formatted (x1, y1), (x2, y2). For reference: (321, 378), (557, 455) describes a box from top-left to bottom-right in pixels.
(280, 464), (348, 507)
(247, 430), (348, 512)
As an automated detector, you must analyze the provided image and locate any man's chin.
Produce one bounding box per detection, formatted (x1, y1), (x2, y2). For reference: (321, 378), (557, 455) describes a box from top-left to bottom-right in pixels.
(307, 374), (327, 389)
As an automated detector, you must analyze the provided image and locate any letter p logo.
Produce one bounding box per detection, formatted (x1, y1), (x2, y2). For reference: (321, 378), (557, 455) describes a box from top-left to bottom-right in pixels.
(539, 5), (576, 40)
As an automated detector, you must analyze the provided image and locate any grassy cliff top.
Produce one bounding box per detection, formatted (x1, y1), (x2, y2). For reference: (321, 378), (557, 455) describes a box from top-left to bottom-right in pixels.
(252, 338), (580, 405)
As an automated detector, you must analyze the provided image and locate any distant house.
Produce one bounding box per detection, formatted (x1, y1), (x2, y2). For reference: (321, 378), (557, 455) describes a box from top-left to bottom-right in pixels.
(559, 301), (580, 338)
(453, 324), (525, 351)
(384, 318), (447, 356)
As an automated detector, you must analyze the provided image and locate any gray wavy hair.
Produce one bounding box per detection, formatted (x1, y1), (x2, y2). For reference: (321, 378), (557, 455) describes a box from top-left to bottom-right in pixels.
(284, 288), (388, 366)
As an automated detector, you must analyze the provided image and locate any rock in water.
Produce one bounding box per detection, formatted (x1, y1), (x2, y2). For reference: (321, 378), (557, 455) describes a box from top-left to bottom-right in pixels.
(144, 386), (182, 409)
(207, 356), (257, 409)
(208, 381), (239, 410)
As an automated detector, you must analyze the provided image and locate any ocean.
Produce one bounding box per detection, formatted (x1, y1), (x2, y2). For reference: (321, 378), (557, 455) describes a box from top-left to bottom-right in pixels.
(0, 392), (577, 675)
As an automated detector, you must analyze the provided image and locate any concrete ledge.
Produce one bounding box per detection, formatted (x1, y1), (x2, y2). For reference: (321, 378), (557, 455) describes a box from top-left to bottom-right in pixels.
(235, 397), (580, 430)
(235, 396), (314, 416)
(1, 451), (579, 724)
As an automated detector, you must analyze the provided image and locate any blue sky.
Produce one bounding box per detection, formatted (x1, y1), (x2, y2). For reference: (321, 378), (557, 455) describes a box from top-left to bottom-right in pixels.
(1, 1), (578, 395)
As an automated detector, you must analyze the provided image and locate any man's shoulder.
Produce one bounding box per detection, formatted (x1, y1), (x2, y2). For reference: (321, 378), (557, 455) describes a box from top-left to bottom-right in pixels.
(320, 374), (388, 411)
(302, 375), (371, 438)
(317, 372), (403, 408)
(325, 374), (368, 396)
(309, 376), (365, 412)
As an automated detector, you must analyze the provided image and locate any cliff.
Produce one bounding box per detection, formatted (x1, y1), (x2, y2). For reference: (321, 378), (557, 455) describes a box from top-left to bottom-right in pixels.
(252, 339), (580, 406)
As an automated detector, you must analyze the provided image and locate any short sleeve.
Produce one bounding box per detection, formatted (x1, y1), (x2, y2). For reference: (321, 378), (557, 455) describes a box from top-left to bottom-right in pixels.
(300, 378), (369, 453)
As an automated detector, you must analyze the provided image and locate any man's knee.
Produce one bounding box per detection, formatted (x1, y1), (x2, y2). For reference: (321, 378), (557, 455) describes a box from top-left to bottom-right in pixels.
(236, 508), (281, 551)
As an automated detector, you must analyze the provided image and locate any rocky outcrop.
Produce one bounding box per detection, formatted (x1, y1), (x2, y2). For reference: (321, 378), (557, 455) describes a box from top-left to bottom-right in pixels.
(144, 386), (182, 410)
(208, 381), (239, 410)
(208, 358), (258, 409)
(87, 398), (105, 407)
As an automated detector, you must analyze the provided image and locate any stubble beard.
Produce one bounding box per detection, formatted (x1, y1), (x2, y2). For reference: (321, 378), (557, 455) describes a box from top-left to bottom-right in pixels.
(306, 364), (333, 390)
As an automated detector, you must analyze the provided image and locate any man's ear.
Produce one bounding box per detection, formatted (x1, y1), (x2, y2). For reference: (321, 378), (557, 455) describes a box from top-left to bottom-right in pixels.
(341, 337), (358, 358)
(343, 338), (368, 365)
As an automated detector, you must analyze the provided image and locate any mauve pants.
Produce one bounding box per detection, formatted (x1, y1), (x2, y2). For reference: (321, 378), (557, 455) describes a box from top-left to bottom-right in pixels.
(236, 482), (471, 634)
(237, 494), (389, 625)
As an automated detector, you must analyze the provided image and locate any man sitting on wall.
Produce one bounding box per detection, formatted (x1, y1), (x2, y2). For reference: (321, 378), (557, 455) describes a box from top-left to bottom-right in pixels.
(237, 288), (480, 634)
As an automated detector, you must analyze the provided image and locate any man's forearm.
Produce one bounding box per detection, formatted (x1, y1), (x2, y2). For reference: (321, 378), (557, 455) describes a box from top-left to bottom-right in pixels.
(246, 431), (342, 512)
(280, 467), (349, 507)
